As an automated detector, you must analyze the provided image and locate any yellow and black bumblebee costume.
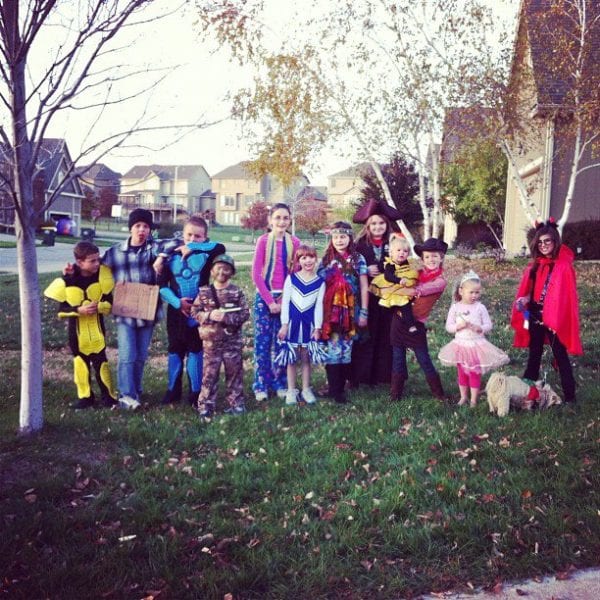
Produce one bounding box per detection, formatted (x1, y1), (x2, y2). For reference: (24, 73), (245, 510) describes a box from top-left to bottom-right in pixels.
(44, 264), (117, 408)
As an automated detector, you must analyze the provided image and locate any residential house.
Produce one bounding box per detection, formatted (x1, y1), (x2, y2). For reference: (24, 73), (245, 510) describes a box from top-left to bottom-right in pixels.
(212, 161), (309, 225)
(118, 164), (212, 224)
(0, 138), (85, 232)
(327, 163), (373, 209)
(76, 163), (121, 195)
(503, 0), (600, 253)
(439, 107), (500, 248)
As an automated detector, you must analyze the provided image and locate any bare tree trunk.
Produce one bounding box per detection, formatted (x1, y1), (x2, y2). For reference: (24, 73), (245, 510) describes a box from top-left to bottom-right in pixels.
(16, 223), (44, 434)
(500, 139), (540, 225)
(417, 171), (431, 239)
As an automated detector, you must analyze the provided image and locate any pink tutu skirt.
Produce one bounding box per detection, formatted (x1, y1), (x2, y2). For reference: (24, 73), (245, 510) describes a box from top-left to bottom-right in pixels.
(438, 337), (509, 375)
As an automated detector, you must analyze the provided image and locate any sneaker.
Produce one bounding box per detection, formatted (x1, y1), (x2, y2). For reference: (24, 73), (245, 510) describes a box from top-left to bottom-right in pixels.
(71, 397), (94, 410)
(301, 388), (317, 405)
(118, 396), (141, 411)
(276, 389), (288, 400)
(285, 389), (299, 405)
(255, 391), (268, 402)
(224, 405), (247, 416)
(198, 405), (214, 419)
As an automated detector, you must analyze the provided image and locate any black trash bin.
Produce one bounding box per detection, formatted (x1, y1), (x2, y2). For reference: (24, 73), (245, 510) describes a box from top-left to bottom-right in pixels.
(41, 228), (56, 246)
(81, 227), (95, 241)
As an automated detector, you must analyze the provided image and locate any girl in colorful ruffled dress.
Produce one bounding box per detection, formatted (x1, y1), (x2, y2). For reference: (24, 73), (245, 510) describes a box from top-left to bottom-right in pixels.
(318, 222), (369, 404)
(277, 245), (326, 406)
(438, 270), (509, 407)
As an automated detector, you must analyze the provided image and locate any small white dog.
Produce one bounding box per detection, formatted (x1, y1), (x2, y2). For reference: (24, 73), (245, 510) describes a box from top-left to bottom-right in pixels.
(485, 372), (562, 417)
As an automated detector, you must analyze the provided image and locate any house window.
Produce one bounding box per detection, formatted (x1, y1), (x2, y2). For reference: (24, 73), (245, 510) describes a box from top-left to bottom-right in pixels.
(245, 195), (254, 206)
(221, 195), (235, 208)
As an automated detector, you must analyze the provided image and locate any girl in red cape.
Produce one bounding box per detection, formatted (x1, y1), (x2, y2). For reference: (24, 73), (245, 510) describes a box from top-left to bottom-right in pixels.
(511, 219), (582, 403)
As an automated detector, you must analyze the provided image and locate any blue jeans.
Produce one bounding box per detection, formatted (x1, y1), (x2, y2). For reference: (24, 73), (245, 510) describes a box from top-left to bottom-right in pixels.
(117, 322), (154, 399)
(392, 344), (437, 378)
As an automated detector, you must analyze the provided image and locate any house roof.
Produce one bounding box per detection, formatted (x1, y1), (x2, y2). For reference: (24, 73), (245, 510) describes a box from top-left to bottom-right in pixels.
(297, 185), (327, 202)
(440, 107), (497, 164)
(76, 163), (122, 181)
(519, 0), (600, 109)
(122, 164), (208, 180)
(211, 161), (255, 179)
(329, 162), (374, 178)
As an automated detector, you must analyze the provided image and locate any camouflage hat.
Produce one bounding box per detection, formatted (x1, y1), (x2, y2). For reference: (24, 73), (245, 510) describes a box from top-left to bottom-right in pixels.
(212, 253), (236, 274)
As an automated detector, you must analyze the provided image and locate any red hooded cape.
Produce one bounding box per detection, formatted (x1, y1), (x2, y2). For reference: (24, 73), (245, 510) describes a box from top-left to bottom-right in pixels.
(511, 244), (582, 355)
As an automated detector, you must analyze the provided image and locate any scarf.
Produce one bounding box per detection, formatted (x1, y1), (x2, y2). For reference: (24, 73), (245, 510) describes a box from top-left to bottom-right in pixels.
(262, 232), (294, 290)
(418, 266), (444, 285)
(531, 257), (554, 303)
(321, 265), (355, 341)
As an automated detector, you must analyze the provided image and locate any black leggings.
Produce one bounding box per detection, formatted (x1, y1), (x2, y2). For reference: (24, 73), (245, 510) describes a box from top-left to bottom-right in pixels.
(523, 318), (575, 399)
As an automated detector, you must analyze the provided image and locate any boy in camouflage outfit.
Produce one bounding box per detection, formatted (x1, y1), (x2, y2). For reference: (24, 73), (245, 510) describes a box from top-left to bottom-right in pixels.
(191, 254), (250, 418)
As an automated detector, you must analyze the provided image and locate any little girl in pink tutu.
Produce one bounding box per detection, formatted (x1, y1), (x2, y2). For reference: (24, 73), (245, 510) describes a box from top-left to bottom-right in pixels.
(438, 270), (509, 407)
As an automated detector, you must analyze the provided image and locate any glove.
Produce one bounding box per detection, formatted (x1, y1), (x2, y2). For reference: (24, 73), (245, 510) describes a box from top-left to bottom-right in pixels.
(384, 262), (401, 284)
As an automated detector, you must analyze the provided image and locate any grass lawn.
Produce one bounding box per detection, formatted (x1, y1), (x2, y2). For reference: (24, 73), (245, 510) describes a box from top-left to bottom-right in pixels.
(0, 258), (598, 599)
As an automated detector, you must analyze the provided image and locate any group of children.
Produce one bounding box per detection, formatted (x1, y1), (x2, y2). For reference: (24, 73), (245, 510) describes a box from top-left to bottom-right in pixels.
(45, 202), (577, 418)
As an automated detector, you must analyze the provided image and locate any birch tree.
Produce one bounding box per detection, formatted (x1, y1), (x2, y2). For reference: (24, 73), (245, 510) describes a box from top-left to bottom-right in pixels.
(0, 1), (209, 434)
(196, 0), (507, 242)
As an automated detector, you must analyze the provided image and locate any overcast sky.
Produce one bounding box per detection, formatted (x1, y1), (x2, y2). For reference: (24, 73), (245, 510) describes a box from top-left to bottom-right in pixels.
(41, 0), (519, 186)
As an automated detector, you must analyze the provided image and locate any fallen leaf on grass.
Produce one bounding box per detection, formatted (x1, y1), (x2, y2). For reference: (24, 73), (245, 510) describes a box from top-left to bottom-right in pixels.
(521, 489), (533, 498)
(515, 589), (528, 596)
(118, 535), (137, 542)
(24, 494), (37, 503)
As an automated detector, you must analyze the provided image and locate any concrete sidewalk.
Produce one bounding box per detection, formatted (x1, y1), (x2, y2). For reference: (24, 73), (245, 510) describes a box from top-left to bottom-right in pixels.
(421, 567), (600, 599)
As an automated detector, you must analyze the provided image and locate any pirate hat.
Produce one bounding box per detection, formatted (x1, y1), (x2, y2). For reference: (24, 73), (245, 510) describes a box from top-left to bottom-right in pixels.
(352, 198), (404, 224)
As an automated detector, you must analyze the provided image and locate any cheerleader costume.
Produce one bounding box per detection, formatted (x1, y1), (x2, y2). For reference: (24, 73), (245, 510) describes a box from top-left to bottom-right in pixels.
(281, 273), (325, 346)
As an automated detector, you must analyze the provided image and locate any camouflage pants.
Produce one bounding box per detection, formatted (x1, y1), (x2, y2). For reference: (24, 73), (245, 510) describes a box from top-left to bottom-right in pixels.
(196, 335), (245, 412)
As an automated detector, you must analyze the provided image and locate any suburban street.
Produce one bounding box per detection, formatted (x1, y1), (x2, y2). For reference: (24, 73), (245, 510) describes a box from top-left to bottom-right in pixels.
(0, 233), (255, 275)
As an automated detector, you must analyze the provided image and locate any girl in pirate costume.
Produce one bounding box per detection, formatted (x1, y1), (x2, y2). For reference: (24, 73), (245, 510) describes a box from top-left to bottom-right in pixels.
(511, 219), (582, 403)
(350, 198), (402, 387)
(318, 222), (369, 404)
(251, 203), (301, 402)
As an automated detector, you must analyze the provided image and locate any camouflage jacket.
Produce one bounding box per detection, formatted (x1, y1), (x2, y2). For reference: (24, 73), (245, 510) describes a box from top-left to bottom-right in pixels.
(191, 283), (250, 341)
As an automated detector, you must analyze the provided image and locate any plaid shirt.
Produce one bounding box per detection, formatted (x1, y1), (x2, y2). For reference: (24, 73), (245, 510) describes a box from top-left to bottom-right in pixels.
(103, 236), (178, 327)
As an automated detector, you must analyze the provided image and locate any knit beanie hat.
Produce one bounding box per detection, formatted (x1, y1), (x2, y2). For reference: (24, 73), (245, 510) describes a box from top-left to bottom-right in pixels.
(128, 208), (153, 230)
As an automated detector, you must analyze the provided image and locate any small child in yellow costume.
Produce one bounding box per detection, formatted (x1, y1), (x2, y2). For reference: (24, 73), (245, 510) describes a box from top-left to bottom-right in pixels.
(370, 234), (419, 332)
(44, 241), (117, 409)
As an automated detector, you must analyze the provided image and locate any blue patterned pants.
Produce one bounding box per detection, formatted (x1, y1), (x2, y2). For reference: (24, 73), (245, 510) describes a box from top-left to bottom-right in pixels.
(252, 293), (287, 395)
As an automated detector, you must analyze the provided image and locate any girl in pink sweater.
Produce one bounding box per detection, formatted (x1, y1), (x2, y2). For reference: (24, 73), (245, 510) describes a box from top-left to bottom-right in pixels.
(251, 203), (300, 401)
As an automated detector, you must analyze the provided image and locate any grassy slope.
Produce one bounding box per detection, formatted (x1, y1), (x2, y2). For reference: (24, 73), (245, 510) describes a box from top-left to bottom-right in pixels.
(0, 259), (598, 599)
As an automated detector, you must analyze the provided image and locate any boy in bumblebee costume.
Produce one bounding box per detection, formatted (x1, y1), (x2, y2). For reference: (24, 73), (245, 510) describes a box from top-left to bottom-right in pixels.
(44, 241), (117, 409)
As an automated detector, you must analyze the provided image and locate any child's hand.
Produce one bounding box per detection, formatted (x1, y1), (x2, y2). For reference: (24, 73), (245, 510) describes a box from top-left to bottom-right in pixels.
(312, 328), (321, 341)
(78, 301), (98, 315)
(178, 244), (191, 258)
(63, 262), (74, 276)
(210, 309), (225, 322)
(269, 302), (281, 314)
(277, 324), (289, 341)
(179, 297), (194, 316)
(515, 296), (530, 311)
(399, 277), (408, 286)
(153, 256), (164, 275)
(358, 315), (367, 328)
(367, 264), (380, 277)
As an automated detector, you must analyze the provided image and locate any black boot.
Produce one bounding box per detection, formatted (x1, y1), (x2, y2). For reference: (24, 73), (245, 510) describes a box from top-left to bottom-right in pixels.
(327, 365), (347, 404)
(390, 373), (406, 401)
(426, 372), (446, 401)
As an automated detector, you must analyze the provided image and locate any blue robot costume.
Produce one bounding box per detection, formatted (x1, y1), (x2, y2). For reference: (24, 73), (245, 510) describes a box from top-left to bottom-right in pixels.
(159, 240), (225, 404)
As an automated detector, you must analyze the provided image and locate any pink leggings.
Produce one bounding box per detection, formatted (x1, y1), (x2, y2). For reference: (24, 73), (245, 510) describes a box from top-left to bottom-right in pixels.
(457, 364), (481, 389)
